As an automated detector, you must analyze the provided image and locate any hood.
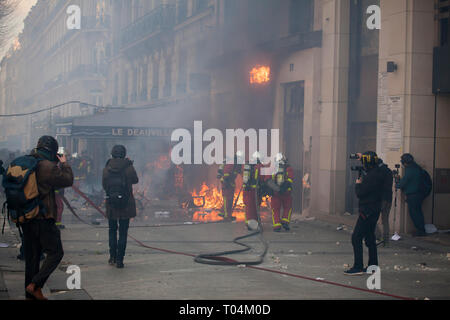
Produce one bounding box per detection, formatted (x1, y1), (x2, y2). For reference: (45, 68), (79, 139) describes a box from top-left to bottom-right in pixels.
(106, 158), (131, 173)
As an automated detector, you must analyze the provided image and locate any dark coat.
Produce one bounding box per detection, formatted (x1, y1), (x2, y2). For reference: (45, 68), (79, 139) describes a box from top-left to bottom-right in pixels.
(102, 158), (139, 219)
(32, 151), (74, 220)
(355, 166), (384, 214)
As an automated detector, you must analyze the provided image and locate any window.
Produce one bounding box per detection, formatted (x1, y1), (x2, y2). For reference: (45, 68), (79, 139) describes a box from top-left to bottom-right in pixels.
(122, 70), (129, 104)
(289, 0), (313, 34)
(438, 0), (450, 46)
(164, 58), (172, 97)
(284, 81), (304, 115)
(140, 64), (148, 101)
(151, 60), (159, 100)
(177, 49), (187, 94)
(177, 0), (188, 23)
(192, 0), (208, 15)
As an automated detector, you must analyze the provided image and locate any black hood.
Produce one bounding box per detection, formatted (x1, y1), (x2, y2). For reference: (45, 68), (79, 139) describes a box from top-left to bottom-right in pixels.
(106, 158), (131, 173)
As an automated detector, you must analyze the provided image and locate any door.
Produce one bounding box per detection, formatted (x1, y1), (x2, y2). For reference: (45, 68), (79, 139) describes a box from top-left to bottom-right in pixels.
(283, 81), (304, 212)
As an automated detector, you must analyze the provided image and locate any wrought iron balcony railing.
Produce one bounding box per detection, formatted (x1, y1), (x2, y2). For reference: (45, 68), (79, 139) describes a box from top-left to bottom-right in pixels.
(120, 5), (176, 50)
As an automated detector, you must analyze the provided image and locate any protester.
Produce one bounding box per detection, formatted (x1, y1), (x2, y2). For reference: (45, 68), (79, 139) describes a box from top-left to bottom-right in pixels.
(21, 136), (73, 300)
(102, 145), (138, 268)
(396, 153), (429, 237)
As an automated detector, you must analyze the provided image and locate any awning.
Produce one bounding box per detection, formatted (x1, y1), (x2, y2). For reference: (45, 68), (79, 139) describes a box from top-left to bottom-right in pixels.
(56, 99), (210, 139)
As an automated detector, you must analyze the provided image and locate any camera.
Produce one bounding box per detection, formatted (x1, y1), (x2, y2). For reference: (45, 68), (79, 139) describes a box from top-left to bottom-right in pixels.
(349, 153), (359, 160)
(351, 165), (365, 178)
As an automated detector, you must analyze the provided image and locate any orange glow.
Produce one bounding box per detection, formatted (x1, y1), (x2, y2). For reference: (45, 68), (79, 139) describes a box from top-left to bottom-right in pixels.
(250, 65), (270, 84)
(190, 182), (271, 222)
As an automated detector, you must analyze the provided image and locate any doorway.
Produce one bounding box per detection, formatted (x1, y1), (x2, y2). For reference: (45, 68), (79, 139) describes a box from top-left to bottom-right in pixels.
(283, 81), (305, 212)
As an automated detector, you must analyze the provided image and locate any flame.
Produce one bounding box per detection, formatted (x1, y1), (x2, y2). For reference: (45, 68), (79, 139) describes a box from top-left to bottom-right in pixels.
(190, 182), (270, 222)
(174, 165), (183, 189)
(153, 155), (170, 170)
(12, 38), (21, 51)
(250, 65), (270, 84)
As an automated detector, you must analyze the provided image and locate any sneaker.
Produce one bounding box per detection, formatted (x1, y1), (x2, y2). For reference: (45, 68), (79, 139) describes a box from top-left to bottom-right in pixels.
(281, 222), (290, 231)
(344, 267), (365, 276)
(108, 257), (116, 266)
(116, 261), (124, 269)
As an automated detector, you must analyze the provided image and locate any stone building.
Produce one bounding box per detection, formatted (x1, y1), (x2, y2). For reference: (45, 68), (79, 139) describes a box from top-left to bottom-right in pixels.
(0, 0), (448, 233)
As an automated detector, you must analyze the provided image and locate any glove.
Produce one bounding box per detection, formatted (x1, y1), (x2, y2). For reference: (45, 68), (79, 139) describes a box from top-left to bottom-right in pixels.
(280, 181), (292, 194)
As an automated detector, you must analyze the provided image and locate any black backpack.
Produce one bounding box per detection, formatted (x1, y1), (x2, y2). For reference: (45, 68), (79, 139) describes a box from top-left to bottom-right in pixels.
(419, 167), (432, 199)
(104, 165), (129, 209)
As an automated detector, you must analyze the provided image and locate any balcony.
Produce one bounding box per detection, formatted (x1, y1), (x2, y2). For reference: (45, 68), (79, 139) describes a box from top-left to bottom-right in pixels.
(120, 5), (176, 50)
(67, 64), (108, 79)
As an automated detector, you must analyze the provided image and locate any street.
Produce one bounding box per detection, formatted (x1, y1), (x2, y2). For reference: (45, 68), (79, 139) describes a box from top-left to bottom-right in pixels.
(1, 201), (449, 300)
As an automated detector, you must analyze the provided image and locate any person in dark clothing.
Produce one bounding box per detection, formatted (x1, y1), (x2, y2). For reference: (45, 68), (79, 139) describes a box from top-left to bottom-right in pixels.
(22, 136), (74, 300)
(102, 145), (138, 268)
(376, 158), (393, 246)
(345, 151), (384, 275)
(396, 153), (427, 236)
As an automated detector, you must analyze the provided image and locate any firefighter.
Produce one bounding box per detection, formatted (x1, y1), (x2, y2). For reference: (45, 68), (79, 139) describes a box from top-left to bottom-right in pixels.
(242, 151), (265, 231)
(218, 151), (243, 221)
(270, 153), (294, 232)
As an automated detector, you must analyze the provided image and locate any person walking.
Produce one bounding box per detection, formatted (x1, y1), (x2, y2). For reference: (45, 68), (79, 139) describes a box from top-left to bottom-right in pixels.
(102, 145), (139, 268)
(10, 136), (74, 300)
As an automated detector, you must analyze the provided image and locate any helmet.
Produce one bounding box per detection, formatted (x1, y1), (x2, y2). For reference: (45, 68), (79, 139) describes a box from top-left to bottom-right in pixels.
(275, 153), (283, 162)
(251, 151), (261, 161)
(37, 136), (59, 156)
(361, 151), (378, 169)
(235, 150), (244, 164)
(401, 153), (414, 165)
(111, 145), (126, 159)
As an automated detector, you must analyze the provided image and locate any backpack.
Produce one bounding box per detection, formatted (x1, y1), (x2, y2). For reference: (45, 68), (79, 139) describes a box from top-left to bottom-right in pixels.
(419, 167), (432, 199)
(2, 156), (43, 226)
(104, 165), (129, 209)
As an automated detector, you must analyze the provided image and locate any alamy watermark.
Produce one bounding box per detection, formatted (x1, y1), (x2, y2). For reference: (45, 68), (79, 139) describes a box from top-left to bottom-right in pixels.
(66, 265), (81, 290)
(66, 5), (81, 30)
(170, 121), (279, 174)
(366, 265), (381, 290)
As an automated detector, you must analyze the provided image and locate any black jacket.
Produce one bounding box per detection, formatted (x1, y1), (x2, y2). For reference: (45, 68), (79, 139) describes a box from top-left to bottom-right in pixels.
(355, 165), (384, 211)
(102, 158), (139, 219)
(378, 161), (393, 203)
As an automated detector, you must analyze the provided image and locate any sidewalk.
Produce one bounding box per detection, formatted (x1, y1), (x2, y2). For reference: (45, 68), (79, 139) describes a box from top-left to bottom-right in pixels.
(0, 222), (92, 300)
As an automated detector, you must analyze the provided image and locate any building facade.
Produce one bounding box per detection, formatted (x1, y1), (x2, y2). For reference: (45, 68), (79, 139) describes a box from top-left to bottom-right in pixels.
(0, 0), (448, 232)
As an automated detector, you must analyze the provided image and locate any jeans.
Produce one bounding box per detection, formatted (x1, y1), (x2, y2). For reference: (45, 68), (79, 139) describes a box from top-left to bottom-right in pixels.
(21, 219), (64, 297)
(108, 219), (130, 262)
(352, 209), (380, 270)
(406, 193), (426, 233)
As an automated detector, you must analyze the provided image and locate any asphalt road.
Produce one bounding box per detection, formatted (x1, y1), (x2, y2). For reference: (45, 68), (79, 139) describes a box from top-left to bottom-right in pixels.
(1, 203), (449, 300)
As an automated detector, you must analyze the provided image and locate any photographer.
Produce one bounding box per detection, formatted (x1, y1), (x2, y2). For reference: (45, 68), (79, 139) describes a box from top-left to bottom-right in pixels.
(345, 151), (384, 275)
(396, 153), (427, 237)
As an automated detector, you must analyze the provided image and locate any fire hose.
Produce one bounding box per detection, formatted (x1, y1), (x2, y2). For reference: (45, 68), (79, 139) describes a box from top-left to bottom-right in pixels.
(193, 185), (269, 266)
(67, 185), (413, 300)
